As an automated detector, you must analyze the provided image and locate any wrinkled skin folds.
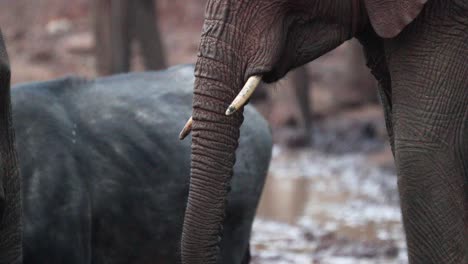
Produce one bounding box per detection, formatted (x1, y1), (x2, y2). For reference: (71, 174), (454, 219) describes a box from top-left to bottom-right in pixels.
(0, 29), (22, 264)
(182, 0), (468, 264)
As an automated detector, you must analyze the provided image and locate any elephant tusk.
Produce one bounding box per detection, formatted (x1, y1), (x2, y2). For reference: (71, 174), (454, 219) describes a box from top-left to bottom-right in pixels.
(179, 116), (193, 140)
(225, 75), (262, 116)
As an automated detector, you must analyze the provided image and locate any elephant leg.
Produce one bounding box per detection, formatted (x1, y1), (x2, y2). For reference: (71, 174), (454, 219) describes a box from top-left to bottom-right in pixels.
(291, 66), (313, 145)
(0, 29), (22, 264)
(376, 79), (394, 154)
(357, 27), (394, 154)
(130, 0), (167, 70)
(241, 244), (251, 264)
(385, 13), (467, 263)
(392, 67), (467, 260)
(93, 0), (132, 75)
(394, 85), (467, 263)
(391, 67), (467, 264)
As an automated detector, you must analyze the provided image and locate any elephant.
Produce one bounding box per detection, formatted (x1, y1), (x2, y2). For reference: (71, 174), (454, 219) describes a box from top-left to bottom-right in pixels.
(179, 1), (468, 264)
(7, 64), (272, 263)
(93, 0), (167, 75)
(0, 29), (22, 264)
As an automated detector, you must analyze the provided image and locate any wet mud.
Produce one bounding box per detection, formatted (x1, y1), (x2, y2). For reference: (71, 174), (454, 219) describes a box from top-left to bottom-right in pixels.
(251, 114), (408, 264)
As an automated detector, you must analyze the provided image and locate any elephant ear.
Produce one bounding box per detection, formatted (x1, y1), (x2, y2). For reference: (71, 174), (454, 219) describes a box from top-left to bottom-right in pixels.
(364, 0), (428, 38)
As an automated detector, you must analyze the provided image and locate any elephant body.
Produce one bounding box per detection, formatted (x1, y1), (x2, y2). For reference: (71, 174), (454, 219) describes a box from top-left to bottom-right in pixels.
(0, 30), (21, 264)
(181, 0), (468, 263)
(12, 65), (272, 264)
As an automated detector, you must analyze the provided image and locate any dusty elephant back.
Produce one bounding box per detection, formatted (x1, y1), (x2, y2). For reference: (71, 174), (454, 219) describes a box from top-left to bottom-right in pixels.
(12, 64), (272, 264)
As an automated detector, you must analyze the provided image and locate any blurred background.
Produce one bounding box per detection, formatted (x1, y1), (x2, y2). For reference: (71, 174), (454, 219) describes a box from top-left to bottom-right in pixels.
(0, 0), (405, 263)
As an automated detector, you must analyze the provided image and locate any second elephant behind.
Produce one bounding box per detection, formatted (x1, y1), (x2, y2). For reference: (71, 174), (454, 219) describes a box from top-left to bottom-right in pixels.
(13, 65), (272, 264)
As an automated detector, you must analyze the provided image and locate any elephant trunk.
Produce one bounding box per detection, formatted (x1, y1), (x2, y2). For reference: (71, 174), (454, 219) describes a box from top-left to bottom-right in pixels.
(181, 30), (248, 262)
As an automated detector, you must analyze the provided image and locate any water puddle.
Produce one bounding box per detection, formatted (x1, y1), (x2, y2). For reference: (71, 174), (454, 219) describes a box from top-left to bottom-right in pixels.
(257, 176), (309, 224)
(251, 147), (407, 263)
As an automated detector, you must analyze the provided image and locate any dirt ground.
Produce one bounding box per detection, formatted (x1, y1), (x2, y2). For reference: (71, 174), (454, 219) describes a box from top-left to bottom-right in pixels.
(0, 0), (402, 263)
(252, 118), (404, 263)
(0, 0), (204, 84)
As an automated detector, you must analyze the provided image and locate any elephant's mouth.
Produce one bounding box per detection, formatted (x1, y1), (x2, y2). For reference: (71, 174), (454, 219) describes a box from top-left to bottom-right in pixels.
(179, 74), (264, 140)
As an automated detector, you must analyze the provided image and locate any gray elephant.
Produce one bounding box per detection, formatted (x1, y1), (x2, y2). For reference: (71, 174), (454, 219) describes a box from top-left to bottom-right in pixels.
(93, 0), (167, 75)
(179, 1), (468, 264)
(0, 29), (22, 264)
(9, 65), (271, 263)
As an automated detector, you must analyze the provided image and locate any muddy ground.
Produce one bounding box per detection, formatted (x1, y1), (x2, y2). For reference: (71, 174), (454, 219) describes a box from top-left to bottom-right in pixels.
(251, 110), (405, 263)
(0, 1), (404, 263)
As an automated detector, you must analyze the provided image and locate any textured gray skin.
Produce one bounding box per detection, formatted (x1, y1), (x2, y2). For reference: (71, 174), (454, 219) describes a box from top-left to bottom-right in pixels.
(12, 65), (272, 264)
(0, 29), (22, 264)
(181, 1), (467, 263)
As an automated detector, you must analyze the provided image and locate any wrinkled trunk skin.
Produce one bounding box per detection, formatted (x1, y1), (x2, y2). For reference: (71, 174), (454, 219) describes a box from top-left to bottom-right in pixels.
(181, 60), (247, 263)
(181, 3), (249, 263)
(0, 30), (22, 264)
(181, 63), (245, 264)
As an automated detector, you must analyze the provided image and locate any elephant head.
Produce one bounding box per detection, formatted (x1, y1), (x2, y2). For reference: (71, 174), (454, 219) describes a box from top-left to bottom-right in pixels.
(180, 1), (428, 263)
(0, 29), (22, 264)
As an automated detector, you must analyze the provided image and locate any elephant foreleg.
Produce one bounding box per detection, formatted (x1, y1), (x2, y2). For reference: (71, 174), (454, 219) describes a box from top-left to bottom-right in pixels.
(392, 65), (467, 263)
(291, 66), (313, 145)
(357, 28), (395, 154)
(385, 10), (467, 262)
(129, 0), (167, 70)
(376, 76), (394, 154)
(0, 29), (22, 264)
(93, 0), (132, 75)
(241, 244), (251, 264)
